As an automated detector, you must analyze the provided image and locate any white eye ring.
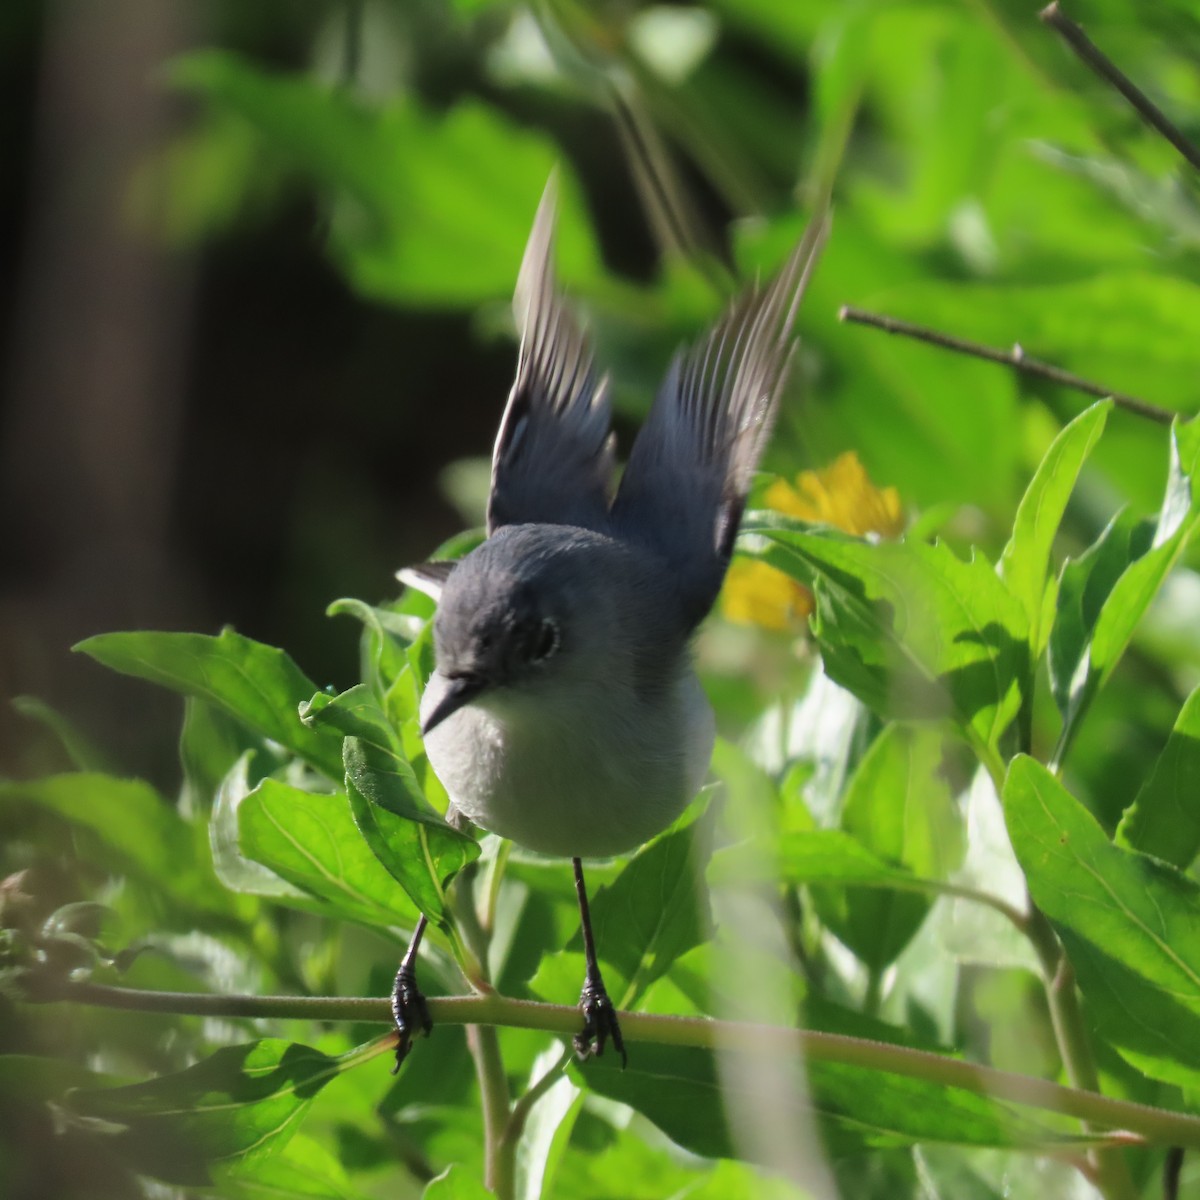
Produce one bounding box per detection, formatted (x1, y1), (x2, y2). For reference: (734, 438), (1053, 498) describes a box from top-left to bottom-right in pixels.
(532, 617), (560, 662)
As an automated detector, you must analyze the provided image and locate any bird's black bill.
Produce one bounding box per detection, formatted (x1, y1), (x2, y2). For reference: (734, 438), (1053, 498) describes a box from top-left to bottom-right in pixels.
(421, 674), (486, 737)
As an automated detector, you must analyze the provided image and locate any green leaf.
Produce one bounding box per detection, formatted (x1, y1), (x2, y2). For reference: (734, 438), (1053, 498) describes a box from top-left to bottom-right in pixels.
(11, 695), (113, 773)
(811, 724), (963, 970)
(300, 685), (400, 754)
(999, 400), (1111, 654)
(1047, 508), (1155, 729)
(582, 821), (712, 1008)
(75, 629), (343, 779)
(67, 1039), (371, 1186)
(181, 697), (264, 812)
(1116, 685), (1200, 868)
(213, 1133), (370, 1199)
(170, 51), (591, 307)
(1004, 755), (1200, 1089)
(0, 773), (235, 922)
(575, 1042), (1077, 1159)
(1049, 418), (1200, 757)
(512, 1048), (580, 1200)
(1091, 419), (1200, 674)
(327, 597), (415, 703)
(343, 737), (478, 929)
(0, 1055), (111, 1103)
(238, 778), (420, 931)
(742, 523), (1028, 752)
(210, 754), (317, 906)
(527, 819), (711, 1013)
(712, 827), (975, 906)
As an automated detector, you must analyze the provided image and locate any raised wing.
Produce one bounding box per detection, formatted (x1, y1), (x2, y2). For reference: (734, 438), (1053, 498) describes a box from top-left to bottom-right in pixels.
(611, 211), (829, 628)
(487, 178), (615, 535)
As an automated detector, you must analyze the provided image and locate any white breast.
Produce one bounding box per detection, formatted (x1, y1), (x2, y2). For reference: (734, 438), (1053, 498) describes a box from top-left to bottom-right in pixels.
(421, 666), (714, 858)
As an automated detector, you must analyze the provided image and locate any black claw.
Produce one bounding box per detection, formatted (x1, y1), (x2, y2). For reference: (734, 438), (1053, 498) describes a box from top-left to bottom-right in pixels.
(574, 976), (627, 1068)
(390, 961), (432, 1073)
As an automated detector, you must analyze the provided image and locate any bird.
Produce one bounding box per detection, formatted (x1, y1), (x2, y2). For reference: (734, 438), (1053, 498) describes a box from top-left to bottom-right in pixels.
(390, 176), (828, 1069)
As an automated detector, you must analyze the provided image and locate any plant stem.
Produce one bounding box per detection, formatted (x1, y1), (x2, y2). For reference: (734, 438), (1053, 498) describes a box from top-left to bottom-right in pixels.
(453, 868), (512, 1197)
(32, 977), (1200, 1149)
(838, 305), (1174, 426)
(482, 840), (512, 933)
(495, 1046), (574, 1192)
(863, 966), (884, 1019)
(467, 1023), (513, 1199)
(1039, 2), (1200, 174)
(1025, 906), (1139, 1200)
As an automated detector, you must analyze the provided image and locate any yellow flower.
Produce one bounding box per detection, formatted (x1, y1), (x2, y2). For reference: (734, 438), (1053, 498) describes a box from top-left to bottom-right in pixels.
(720, 452), (903, 632)
(721, 559), (816, 632)
(764, 451), (904, 538)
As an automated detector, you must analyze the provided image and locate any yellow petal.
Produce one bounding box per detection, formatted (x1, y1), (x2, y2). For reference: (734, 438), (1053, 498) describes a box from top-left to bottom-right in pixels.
(720, 559), (814, 632)
(774, 451), (904, 538)
(724, 452), (902, 633)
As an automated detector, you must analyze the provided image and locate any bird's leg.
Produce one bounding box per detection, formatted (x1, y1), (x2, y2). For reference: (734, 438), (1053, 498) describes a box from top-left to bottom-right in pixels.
(571, 857), (626, 1067)
(391, 914), (432, 1073)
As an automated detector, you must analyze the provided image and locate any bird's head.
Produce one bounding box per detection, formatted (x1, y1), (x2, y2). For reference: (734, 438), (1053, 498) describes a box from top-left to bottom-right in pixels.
(419, 527), (590, 737)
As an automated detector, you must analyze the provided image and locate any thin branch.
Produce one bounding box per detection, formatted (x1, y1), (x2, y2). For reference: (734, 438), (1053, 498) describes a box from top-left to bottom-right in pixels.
(468, 1024), (513, 1200)
(1049, 950), (1139, 1199)
(839, 305), (1176, 426)
(31, 978), (1200, 1149)
(505, 1046), (573, 1143)
(491, 1047), (574, 1200)
(1039, 2), (1200, 174)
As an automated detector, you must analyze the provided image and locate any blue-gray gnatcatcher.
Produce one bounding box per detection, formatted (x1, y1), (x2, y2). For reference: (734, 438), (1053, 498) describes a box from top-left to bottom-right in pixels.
(390, 179), (827, 1068)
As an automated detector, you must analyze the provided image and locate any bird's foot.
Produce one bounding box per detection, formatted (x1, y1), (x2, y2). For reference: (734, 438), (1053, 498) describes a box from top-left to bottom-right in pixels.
(574, 974), (627, 1067)
(390, 961), (432, 1073)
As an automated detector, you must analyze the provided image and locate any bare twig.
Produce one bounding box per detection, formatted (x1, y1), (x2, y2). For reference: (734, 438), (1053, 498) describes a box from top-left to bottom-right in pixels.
(1039, 2), (1200, 174)
(838, 305), (1176, 426)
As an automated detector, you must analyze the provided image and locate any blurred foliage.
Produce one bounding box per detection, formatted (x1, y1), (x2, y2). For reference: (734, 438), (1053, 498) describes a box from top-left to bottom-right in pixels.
(7, 0), (1200, 1197)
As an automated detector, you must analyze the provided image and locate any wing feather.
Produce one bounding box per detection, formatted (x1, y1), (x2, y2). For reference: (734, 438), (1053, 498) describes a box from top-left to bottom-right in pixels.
(611, 209), (830, 626)
(487, 177), (615, 535)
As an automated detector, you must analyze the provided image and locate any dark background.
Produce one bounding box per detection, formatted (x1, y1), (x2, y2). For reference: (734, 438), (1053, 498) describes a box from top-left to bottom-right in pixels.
(0, 0), (774, 785)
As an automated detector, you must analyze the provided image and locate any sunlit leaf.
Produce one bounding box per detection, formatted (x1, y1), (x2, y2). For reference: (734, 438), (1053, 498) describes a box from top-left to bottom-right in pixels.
(1004, 756), (1200, 1090)
(741, 521), (1028, 752)
(213, 1133), (370, 1199)
(343, 737), (478, 929)
(999, 399), (1111, 654)
(1115, 685), (1200, 868)
(1047, 508), (1154, 736)
(811, 724), (963, 970)
(238, 778), (420, 931)
(301, 685), (400, 755)
(581, 821), (711, 1009)
(1049, 418), (1200, 757)
(711, 827), (979, 916)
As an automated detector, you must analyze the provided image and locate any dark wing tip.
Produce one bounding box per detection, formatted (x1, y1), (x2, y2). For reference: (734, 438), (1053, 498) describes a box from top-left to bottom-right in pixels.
(487, 171), (616, 535)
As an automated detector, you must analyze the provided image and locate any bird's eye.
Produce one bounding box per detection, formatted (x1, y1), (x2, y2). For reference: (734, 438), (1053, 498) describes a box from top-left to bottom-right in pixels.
(531, 617), (560, 662)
